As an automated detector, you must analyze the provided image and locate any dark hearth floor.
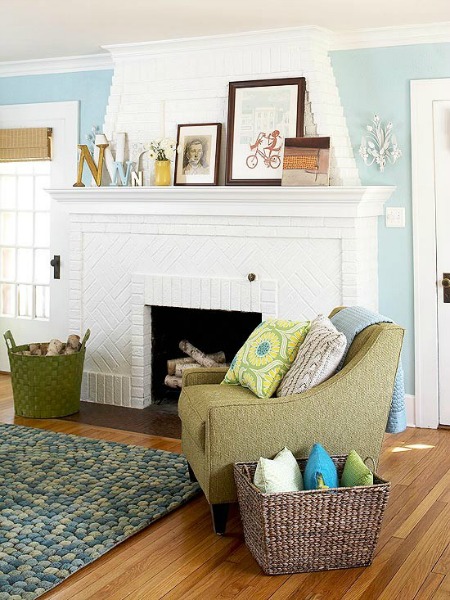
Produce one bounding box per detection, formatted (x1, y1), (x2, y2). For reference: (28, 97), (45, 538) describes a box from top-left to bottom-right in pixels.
(61, 400), (181, 439)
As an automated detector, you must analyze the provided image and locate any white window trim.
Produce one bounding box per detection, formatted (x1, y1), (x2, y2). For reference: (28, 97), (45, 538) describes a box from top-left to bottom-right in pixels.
(0, 101), (78, 187)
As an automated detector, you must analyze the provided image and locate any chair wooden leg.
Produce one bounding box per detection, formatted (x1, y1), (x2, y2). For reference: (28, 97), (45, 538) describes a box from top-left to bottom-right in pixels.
(187, 462), (197, 483)
(210, 503), (229, 535)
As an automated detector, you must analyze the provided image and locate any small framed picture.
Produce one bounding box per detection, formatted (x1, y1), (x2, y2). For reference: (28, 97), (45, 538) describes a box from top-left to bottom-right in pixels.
(174, 123), (222, 186)
(225, 78), (306, 186)
(281, 137), (331, 186)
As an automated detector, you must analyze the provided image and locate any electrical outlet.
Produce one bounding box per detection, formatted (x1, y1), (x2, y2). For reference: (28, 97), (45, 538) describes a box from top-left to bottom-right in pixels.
(385, 207), (405, 228)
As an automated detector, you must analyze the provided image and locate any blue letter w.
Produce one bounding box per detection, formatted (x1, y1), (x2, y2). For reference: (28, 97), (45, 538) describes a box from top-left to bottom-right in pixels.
(111, 161), (134, 186)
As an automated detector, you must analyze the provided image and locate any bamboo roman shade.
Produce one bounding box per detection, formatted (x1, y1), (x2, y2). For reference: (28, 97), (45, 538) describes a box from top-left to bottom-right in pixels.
(0, 127), (52, 162)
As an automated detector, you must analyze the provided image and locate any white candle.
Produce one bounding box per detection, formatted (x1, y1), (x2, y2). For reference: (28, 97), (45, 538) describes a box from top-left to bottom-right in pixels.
(115, 132), (126, 163)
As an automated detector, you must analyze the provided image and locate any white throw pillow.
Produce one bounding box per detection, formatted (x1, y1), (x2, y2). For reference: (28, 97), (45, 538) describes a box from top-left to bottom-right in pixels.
(253, 447), (303, 493)
(276, 314), (346, 397)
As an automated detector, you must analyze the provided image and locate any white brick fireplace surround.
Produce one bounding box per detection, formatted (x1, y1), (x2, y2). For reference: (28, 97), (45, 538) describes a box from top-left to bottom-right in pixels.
(50, 186), (395, 408)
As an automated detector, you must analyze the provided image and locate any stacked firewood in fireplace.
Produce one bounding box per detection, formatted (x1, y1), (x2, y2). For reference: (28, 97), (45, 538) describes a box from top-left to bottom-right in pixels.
(164, 340), (229, 389)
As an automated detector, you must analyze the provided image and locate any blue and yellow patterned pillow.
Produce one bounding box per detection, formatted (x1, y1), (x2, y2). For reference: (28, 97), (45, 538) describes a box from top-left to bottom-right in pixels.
(222, 319), (310, 398)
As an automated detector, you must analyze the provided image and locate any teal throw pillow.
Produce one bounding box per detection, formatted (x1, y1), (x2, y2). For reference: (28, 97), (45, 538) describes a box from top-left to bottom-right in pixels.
(341, 450), (374, 487)
(304, 443), (338, 490)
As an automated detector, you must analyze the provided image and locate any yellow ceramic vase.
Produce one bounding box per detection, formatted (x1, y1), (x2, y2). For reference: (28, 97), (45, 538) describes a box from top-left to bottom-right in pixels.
(154, 160), (171, 186)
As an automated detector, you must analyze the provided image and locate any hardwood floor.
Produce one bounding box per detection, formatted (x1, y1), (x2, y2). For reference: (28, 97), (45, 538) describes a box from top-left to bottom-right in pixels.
(1, 373), (450, 599)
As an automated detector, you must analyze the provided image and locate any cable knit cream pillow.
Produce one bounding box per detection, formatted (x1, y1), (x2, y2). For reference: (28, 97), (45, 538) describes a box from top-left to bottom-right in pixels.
(276, 315), (346, 397)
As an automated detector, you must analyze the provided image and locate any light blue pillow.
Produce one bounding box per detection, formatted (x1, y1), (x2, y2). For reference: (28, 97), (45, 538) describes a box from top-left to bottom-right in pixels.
(304, 443), (338, 490)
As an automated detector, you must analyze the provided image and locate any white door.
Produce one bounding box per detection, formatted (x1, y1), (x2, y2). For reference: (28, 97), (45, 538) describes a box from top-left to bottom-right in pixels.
(411, 79), (450, 428)
(434, 100), (450, 425)
(0, 102), (78, 371)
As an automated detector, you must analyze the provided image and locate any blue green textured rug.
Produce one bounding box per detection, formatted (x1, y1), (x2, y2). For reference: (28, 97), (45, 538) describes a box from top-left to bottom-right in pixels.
(0, 423), (199, 600)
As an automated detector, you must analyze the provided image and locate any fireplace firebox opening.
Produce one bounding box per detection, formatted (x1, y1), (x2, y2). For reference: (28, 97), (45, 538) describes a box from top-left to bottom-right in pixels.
(151, 306), (262, 403)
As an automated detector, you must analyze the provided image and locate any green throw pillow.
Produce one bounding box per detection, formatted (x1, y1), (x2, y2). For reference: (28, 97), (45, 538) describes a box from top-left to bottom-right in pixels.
(222, 319), (310, 398)
(341, 450), (374, 487)
(253, 447), (304, 494)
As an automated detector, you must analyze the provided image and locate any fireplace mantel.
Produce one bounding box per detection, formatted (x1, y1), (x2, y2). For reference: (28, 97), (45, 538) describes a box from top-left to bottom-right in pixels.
(50, 186), (395, 218)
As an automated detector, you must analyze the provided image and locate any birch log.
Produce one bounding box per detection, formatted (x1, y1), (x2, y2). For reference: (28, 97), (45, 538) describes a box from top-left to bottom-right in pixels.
(167, 356), (197, 376)
(175, 362), (202, 377)
(176, 361), (230, 376)
(205, 351), (226, 364)
(164, 375), (183, 389)
(168, 351), (226, 375)
(175, 362), (230, 377)
(178, 340), (220, 367)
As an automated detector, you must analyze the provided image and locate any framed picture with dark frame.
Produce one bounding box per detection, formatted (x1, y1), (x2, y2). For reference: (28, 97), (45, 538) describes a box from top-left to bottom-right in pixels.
(174, 123), (222, 186)
(225, 78), (306, 186)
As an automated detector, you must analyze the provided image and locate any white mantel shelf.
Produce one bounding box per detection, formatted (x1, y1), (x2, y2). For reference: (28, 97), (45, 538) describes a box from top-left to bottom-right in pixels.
(49, 186), (395, 218)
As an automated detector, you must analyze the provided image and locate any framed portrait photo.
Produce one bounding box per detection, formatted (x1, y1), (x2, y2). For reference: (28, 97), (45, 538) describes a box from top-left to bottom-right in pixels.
(174, 123), (222, 186)
(225, 78), (306, 186)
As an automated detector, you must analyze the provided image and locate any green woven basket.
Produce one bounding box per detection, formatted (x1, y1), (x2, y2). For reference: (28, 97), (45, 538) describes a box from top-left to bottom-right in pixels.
(4, 329), (90, 419)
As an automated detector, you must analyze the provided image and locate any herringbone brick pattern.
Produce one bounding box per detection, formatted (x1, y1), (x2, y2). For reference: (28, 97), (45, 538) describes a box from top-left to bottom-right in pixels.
(82, 232), (341, 380)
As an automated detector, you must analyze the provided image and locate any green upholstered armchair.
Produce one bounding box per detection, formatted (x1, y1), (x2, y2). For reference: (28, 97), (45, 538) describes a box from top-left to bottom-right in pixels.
(178, 308), (404, 534)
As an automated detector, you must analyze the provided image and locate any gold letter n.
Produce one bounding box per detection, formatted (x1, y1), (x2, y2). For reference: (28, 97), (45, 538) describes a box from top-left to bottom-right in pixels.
(73, 144), (109, 187)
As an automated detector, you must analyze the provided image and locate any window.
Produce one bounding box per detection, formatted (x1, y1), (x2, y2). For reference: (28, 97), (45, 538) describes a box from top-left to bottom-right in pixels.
(0, 161), (51, 319)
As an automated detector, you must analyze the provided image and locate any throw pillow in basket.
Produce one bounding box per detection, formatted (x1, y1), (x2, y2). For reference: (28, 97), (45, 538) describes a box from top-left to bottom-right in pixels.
(341, 450), (374, 487)
(254, 447), (304, 494)
(222, 319), (310, 398)
(277, 314), (346, 397)
(304, 443), (339, 490)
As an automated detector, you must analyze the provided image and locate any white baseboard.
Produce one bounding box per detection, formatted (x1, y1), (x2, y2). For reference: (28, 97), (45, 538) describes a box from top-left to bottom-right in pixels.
(405, 394), (416, 428)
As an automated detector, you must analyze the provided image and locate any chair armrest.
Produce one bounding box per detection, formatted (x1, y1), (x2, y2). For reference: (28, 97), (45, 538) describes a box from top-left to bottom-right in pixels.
(182, 367), (228, 387)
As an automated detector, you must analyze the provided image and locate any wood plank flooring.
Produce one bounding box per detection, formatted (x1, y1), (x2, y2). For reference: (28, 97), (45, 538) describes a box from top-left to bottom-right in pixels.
(1, 373), (450, 599)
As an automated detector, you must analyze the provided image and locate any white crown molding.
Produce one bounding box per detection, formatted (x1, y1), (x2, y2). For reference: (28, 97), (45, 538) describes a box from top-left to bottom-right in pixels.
(103, 26), (332, 59)
(0, 53), (113, 78)
(1, 22), (449, 78)
(332, 21), (450, 50)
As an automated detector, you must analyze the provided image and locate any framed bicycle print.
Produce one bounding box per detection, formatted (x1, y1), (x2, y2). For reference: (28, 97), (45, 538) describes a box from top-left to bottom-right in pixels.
(225, 78), (306, 186)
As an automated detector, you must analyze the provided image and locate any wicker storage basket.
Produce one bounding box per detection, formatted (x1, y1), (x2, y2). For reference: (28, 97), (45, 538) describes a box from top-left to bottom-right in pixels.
(234, 455), (390, 575)
(4, 329), (90, 419)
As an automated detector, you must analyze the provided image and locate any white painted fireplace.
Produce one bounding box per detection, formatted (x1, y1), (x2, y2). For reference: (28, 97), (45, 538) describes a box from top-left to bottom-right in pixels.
(49, 27), (395, 407)
(50, 186), (394, 407)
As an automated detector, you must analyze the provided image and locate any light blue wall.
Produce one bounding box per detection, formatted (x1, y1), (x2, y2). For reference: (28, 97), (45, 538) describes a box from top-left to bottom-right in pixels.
(4, 49), (450, 394)
(331, 43), (450, 394)
(0, 70), (113, 146)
